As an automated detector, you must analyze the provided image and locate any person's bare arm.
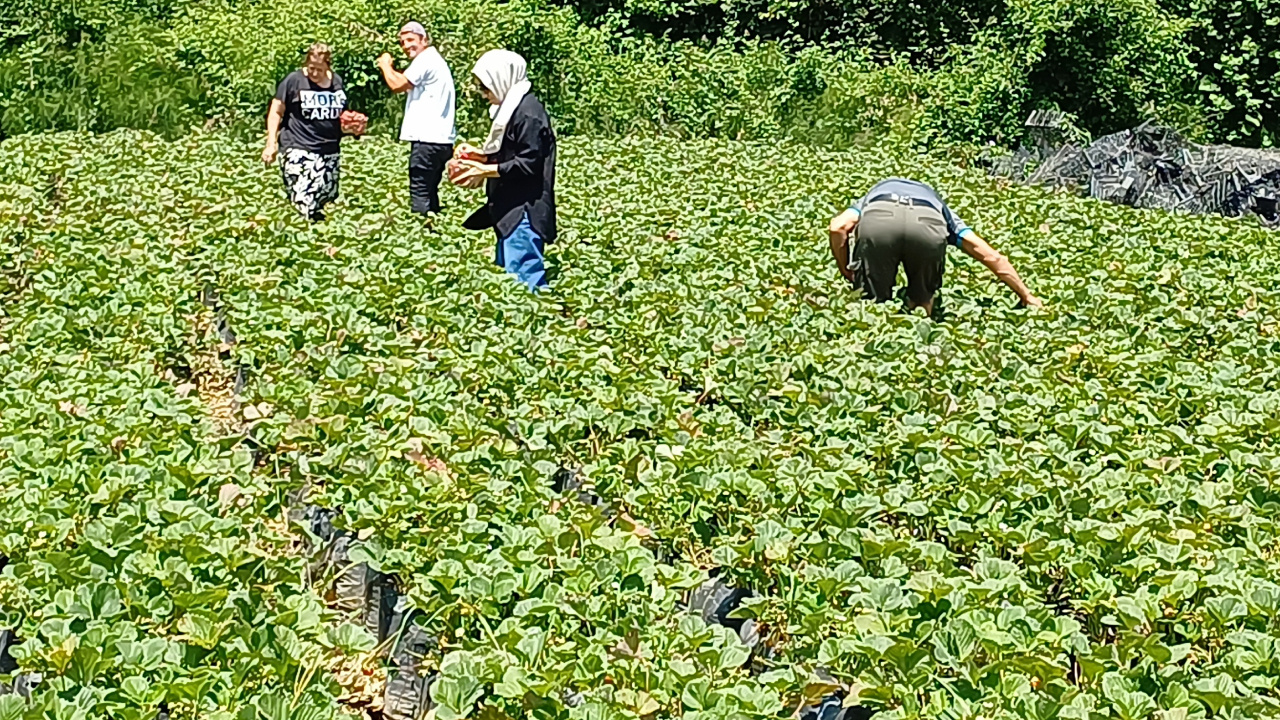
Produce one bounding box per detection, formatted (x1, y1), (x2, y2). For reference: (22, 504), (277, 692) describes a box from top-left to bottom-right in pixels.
(828, 209), (860, 283)
(960, 232), (1043, 307)
(262, 98), (285, 164)
(377, 54), (413, 93)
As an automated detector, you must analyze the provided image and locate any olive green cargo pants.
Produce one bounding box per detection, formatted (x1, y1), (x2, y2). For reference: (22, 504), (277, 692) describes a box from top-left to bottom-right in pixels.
(850, 199), (949, 306)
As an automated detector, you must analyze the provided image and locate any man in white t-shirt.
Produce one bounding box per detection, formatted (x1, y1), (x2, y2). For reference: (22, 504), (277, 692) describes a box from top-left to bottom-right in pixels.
(377, 22), (457, 215)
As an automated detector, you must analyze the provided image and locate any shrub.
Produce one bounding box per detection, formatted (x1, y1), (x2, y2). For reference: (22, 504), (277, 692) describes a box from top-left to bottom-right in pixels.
(0, 29), (207, 139)
(1, 0), (1271, 147)
(908, 0), (1200, 144)
(1166, 0), (1280, 146)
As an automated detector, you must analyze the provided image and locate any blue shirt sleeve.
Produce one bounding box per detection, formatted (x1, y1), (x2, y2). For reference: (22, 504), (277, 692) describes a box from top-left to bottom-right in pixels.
(848, 193), (867, 219)
(942, 205), (973, 246)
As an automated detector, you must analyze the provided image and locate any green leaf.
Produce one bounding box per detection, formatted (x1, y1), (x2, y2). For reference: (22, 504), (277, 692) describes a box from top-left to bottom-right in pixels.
(493, 666), (525, 699)
(432, 652), (486, 720)
(0, 697), (26, 720)
(682, 678), (714, 710)
(325, 623), (377, 654)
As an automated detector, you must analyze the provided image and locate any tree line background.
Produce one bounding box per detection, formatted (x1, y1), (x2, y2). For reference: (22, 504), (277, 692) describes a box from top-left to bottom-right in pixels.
(0, 0), (1275, 148)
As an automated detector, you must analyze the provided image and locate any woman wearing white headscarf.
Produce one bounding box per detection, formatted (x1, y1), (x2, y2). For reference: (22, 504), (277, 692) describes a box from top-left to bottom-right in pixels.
(452, 50), (556, 290)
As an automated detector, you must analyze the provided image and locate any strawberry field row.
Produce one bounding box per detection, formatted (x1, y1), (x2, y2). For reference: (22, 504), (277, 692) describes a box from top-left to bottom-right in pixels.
(1, 131), (1279, 720)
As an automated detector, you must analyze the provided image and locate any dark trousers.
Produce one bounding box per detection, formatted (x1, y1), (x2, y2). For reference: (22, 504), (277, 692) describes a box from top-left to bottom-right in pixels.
(409, 142), (452, 214)
(851, 200), (949, 306)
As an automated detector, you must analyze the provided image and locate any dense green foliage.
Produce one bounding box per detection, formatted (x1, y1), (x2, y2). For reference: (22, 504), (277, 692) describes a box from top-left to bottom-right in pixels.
(0, 0), (1276, 146)
(1161, 0), (1280, 146)
(558, 0), (1277, 146)
(0, 0), (898, 146)
(3, 129), (1280, 719)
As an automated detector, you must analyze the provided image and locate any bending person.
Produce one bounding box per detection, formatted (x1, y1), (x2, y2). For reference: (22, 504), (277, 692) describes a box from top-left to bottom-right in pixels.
(829, 177), (1042, 314)
(452, 50), (556, 291)
(263, 43), (348, 222)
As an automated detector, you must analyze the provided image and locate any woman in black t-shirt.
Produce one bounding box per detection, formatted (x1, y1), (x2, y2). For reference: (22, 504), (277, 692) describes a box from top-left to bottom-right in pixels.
(262, 43), (348, 221)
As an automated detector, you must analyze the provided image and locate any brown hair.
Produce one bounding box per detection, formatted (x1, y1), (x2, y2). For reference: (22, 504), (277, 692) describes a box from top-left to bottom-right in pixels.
(304, 43), (333, 67)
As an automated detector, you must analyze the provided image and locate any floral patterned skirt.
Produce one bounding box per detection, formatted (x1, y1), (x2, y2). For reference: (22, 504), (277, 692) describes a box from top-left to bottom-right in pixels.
(279, 147), (340, 221)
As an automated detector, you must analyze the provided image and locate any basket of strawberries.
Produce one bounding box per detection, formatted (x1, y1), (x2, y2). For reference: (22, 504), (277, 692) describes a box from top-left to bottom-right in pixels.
(447, 145), (488, 188)
(339, 110), (368, 136)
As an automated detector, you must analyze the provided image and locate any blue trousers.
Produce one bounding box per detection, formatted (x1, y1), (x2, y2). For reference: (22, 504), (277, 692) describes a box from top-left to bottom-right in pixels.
(495, 213), (548, 290)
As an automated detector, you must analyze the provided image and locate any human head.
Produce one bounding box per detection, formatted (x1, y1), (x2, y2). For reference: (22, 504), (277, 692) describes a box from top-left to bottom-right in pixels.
(398, 22), (430, 59)
(304, 42), (332, 75)
(471, 49), (528, 107)
(472, 76), (499, 106)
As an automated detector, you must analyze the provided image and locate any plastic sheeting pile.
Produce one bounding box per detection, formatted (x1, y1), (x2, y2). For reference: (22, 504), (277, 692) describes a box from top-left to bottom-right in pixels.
(984, 118), (1280, 226)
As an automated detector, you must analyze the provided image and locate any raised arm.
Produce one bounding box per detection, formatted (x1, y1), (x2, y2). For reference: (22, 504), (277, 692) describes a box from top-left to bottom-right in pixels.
(828, 208), (860, 283)
(377, 54), (413, 93)
(262, 98), (285, 164)
(959, 232), (1043, 307)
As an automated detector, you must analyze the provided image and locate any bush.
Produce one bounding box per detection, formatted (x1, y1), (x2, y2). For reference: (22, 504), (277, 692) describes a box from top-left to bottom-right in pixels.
(1018, 0), (1199, 138)
(163, 0), (914, 145)
(555, 0), (1007, 58)
(908, 0), (1200, 144)
(0, 0), (1272, 148)
(166, 0), (410, 136)
(165, 0), (633, 137)
(0, 28), (207, 139)
(1165, 0), (1280, 146)
(0, 0), (179, 46)
(550, 0), (1263, 146)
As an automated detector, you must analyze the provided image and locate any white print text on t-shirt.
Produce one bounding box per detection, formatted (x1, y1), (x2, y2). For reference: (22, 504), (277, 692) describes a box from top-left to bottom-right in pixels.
(300, 90), (347, 120)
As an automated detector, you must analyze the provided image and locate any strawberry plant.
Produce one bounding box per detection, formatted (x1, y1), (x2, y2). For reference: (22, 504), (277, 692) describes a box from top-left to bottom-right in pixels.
(2, 130), (1280, 720)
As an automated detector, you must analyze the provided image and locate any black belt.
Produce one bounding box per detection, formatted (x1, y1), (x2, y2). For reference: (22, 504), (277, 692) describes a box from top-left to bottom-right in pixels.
(866, 193), (939, 212)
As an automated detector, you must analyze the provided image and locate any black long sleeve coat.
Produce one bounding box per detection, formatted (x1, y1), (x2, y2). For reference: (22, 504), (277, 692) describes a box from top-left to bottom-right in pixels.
(463, 93), (557, 243)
